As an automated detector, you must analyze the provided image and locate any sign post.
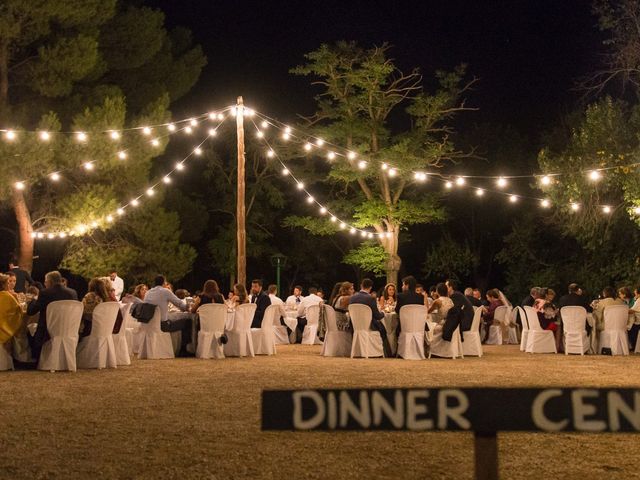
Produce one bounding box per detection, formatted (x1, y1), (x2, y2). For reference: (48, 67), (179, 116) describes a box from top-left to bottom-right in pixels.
(262, 387), (640, 480)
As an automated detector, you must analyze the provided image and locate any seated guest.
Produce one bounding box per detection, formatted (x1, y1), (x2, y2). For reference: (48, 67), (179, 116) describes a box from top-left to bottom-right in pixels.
(332, 281), (354, 331)
(533, 288), (548, 312)
(593, 286), (624, 331)
(521, 287), (540, 308)
(285, 286), (304, 307)
(395, 276), (428, 335)
(445, 279), (475, 332)
(481, 289), (504, 341)
(0, 273), (23, 347)
(295, 287), (323, 342)
(4, 272), (19, 301)
(378, 283), (397, 312)
(145, 275), (191, 354)
(122, 284), (147, 304)
(7, 255), (34, 294)
(249, 279), (271, 328)
(81, 278), (114, 337)
(192, 280), (225, 313)
(557, 283), (592, 334)
(327, 282), (342, 308)
(228, 283), (249, 308)
(428, 283), (454, 319)
(27, 270), (78, 361)
(546, 288), (557, 306)
(628, 286), (640, 349)
(316, 288), (325, 299)
(267, 284), (284, 305)
(464, 287), (483, 307)
(618, 286), (634, 307)
(349, 279), (392, 357)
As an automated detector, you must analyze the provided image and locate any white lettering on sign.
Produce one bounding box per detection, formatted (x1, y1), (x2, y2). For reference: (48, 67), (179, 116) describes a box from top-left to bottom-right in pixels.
(406, 390), (433, 430)
(293, 390), (325, 430)
(339, 391), (371, 428)
(532, 389), (569, 432)
(327, 391), (337, 429)
(437, 389), (471, 430)
(572, 389), (607, 432)
(607, 391), (640, 431)
(372, 390), (404, 428)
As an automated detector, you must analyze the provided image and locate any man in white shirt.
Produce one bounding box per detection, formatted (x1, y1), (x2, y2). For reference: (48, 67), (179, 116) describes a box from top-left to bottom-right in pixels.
(295, 287), (323, 343)
(267, 284), (284, 305)
(144, 275), (191, 355)
(285, 285), (304, 307)
(109, 268), (124, 300)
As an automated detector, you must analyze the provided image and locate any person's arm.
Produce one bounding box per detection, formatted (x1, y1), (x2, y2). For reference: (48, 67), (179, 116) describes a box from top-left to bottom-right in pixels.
(25, 270), (35, 286)
(297, 299), (306, 317)
(26, 294), (44, 316)
(370, 298), (384, 320)
(166, 290), (187, 311)
(428, 299), (440, 314)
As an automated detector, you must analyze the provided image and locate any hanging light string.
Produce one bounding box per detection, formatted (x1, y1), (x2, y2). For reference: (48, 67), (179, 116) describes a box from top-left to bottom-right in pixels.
(251, 109), (640, 187)
(9, 107), (233, 192)
(31, 117), (228, 239)
(250, 109), (632, 215)
(248, 117), (390, 239)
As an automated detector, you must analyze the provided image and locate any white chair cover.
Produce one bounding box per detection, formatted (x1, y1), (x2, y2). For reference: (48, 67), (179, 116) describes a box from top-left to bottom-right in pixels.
(137, 306), (174, 359)
(302, 304), (323, 345)
(462, 307), (483, 357)
(320, 305), (352, 357)
(38, 300), (83, 372)
(516, 306), (529, 351)
(251, 304), (279, 355)
(0, 344), (14, 371)
(429, 324), (464, 359)
(524, 306), (557, 354)
(636, 331), (640, 354)
(272, 305), (290, 345)
(485, 305), (509, 345)
(561, 306), (589, 355)
(506, 307), (520, 344)
(348, 304), (383, 358)
(224, 303), (256, 357)
(598, 305), (630, 355)
(196, 303), (227, 359)
(127, 308), (143, 355)
(112, 303), (131, 366)
(77, 302), (119, 369)
(397, 305), (427, 360)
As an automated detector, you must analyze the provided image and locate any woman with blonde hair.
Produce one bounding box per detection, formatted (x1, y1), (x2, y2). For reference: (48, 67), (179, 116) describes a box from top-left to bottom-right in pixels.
(0, 273), (23, 347)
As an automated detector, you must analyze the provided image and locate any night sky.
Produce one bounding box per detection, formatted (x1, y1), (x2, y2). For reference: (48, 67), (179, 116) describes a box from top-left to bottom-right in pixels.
(148, 0), (602, 141)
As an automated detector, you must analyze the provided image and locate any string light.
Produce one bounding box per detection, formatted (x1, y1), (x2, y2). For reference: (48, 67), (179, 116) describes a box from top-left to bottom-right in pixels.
(163, 176), (172, 184)
(358, 161), (368, 170)
(602, 205), (611, 214)
(76, 132), (87, 142)
(497, 177), (507, 188)
(327, 151), (336, 160)
(267, 149), (275, 158)
(218, 113), (225, 121)
(540, 199), (551, 208)
(282, 132), (290, 140)
(131, 199), (140, 207)
(151, 138), (160, 147)
(189, 119), (198, 127)
(306, 196), (314, 203)
(106, 215), (114, 223)
(347, 151), (357, 160)
(304, 142), (312, 151)
(589, 170), (601, 181)
(320, 207), (327, 214)
(39, 131), (51, 141)
(475, 188), (484, 197)
(388, 168), (397, 177)
(5, 130), (16, 141)
(14, 181), (25, 190)
(282, 168), (289, 175)
(261, 121), (269, 129)
(146, 188), (155, 197)
(381, 163), (388, 171)
(109, 131), (120, 140)
(194, 147), (202, 155)
(571, 203), (580, 212)
(540, 175), (551, 186)
(83, 162), (94, 171)
(117, 208), (125, 216)
(445, 181), (453, 189)
(296, 182), (305, 190)
(208, 129), (218, 137)
(118, 151), (127, 160)
(167, 123), (176, 132)
(50, 172), (60, 182)
(315, 138), (325, 147)
(455, 177), (466, 186)
(175, 162), (185, 171)
(185, 126), (193, 135)
(256, 131), (264, 138)
(142, 127), (152, 136)
(509, 195), (518, 203)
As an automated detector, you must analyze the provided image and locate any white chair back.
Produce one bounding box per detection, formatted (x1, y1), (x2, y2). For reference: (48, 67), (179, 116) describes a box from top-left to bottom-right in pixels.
(198, 303), (227, 333)
(234, 303), (257, 331)
(348, 304), (372, 331)
(560, 306), (587, 333)
(524, 306), (543, 331)
(603, 305), (629, 331)
(261, 304), (280, 329)
(116, 303), (131, 336)
(145, 305), (162, 332)
(515, 306), (529, 331)
(399, 305), (428, 333)
(47, 300), (83, 337)
(324, 305), (338, 332)
(306, 304), (321, 325)
(90, 302), (119, 337)
(470, 306), (483, 332)
(494, 305), (510, 325)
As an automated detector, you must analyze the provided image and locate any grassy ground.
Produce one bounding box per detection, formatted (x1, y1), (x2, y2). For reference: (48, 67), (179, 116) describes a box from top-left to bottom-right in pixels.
(1, 345), (639, 479)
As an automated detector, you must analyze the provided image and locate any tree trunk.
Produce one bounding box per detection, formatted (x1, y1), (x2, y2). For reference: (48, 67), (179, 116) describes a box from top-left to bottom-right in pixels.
(12, 189), (34, 272)
(382, 229), (401, 285)
(236, 96), (246, 286)
(0, 39), (8, 121)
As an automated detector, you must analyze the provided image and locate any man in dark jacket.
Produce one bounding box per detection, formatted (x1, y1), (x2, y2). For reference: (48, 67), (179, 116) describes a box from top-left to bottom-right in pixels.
(27, 270), (78, 361)
(349, 278), (392, 357)
(521, 287), (540, 308)
(7, 255), (34, 294)
(558, 283), (592, 334)
(250, 279), (272, 328)
(445, 279), (475, 331)
(395, 275), (427, 335)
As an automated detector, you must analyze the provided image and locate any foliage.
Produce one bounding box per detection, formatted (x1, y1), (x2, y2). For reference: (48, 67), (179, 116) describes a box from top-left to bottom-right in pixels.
(342, 242), (389, 277)
(423, 235), (478, 282)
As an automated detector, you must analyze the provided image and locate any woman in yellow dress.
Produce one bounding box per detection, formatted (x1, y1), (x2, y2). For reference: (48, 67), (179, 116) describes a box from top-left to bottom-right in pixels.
(0, 273), (24, 353)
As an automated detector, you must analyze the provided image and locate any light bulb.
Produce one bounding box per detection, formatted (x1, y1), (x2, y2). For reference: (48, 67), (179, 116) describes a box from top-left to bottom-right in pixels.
(151, 138), (160, 147)
(319, 207), (327, 214)
(14, 181), (25, 190)
(350, 228), (356, 234)
(267, 150), (275, 158)
(59, 232), (67, 238)
(589, 170), (601, 181)
(296, 182), (304, 190)
(90, 221), (98, 228)
(118, 151), (127, 160)
(48, 233), (55, 239)
(256, 131), (264, 138)
(284, 126), (292, 134)
(306, 196), (314, 204)
(76, 132), (87, 142)
(541, 199), (551, 208)
(208, 112), (217, 120)
(634, 206), (640, 215)
(445, 181), (453, 189)
(109, 131), (120, 140)
(304, 143), (312, 151)
(455, 177), (466, 186)
(497, 177), (507, 188)
(602, 205), (611, 213)
(190, 118), (198, 127)
(475, 188), (484, 196)
(281, 168), (289, 175)
(163, 176), (171, 184)
(261, 121), (268, 129)
(358, 161), (368, 170)
(509, 195), (518, 203)
(347, 151), (357, 160)
(217, 113), (225, 121)
(131, 199), (139, 207)
(540, 175), (551, 186)
(117, 208), (125, 216)
(381, 163), (388, 171)
(339, 223), (346, 230)
(330, 216), (337, 223)
(146, 188), (155, 196)
(142, 127), (151, 136)
(50, 172), (60, 182)
(360, 231), (367, 238)
(167, 123), (176, 132)
(570, 203), (580, 211)
(5, 130), (16, 141)
(194, 147), (202, 155)
(39, 131), (51, 141)
(315, 138), (324, 146)
(327, 151), (336, 160)
(37, 232), (44, 239)
(175, 162), (185, 171)
(185, 126), (193, 134)
(282, 133), (290, 140)
(208, 129), (217, 137)
(84, 162), (94, 171)
(388, 168), (397, 177)
(106, 215), (114, 223)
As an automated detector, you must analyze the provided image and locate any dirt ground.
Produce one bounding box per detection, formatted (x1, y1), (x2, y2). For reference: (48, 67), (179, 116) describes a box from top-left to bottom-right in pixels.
(1, 345), (639, 480)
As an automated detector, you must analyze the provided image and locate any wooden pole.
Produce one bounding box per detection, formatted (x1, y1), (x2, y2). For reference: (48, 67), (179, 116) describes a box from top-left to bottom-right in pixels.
(474, 431), (499, 480)
(236, 96), (247, 287)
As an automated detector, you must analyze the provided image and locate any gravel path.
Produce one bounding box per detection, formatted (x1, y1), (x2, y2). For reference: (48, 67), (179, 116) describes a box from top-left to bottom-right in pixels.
(1, 345), (639, 479)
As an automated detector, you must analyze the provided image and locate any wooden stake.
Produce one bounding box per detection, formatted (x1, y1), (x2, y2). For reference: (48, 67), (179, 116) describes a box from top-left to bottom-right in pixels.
(474, 431), (499, 480)
(236, 96), (246, 286)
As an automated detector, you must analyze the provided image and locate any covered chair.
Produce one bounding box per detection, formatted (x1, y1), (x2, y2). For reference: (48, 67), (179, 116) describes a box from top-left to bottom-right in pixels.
(196, 303), (227, 359)
(505, 307), (520, 344)
(462, 307), (483, 357)
(137, 306), (174, 359)
(77, 302), (119, 369)
(524, 306), (557, 354)
(301, 304), (323, 345)
(224, 303), (256, 357)
(320, 305), (352, 357)
(112, 303), (131, 366)
(0, 344), (13, 371)
(397, 305), (427, 360)
(515, 306), (529, 351)
(599, 304), (630, 355)
(272, 305), (290, 345)
(428, 321), (464, 359)
(348, 304), (383, 358)
(38, 300), (83, 372)
(485, 305), (510, 345)
(561, 306), (589, 355)
(251, 304), (279, 355)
